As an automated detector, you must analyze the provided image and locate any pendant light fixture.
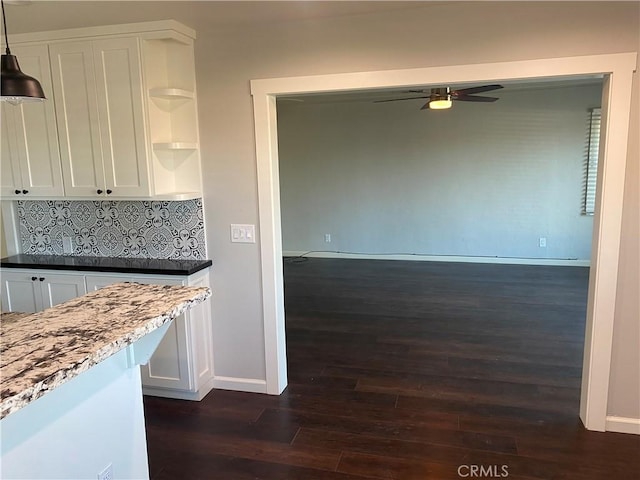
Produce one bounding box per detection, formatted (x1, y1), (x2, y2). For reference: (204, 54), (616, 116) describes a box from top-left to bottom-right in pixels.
(1, 0), (46, 105)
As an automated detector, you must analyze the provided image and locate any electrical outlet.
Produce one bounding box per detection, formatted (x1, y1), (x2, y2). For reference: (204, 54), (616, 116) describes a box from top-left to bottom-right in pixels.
(324, 234), (331, 243)
(62, 236), (74, 254)
(539, 237), (547, 248)
(230, 224), (256, 243)
(97, 463), (113, 480)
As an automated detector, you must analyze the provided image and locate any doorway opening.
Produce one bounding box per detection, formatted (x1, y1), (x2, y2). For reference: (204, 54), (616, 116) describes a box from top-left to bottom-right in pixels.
(250, 53), (636, 431)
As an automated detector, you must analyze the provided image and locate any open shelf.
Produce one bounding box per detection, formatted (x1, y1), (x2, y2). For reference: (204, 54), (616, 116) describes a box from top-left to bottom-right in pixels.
(153, 142), (198, 151)
(144, 36), (201, 198)
(152, 191), (201, 201)
(149, 88), (194, 100)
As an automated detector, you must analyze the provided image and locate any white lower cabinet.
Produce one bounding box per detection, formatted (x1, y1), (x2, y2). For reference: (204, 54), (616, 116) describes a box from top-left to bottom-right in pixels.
(3, 268), (214, 401)
(86, 272), (214, 398)
(1, 270), (86, 313)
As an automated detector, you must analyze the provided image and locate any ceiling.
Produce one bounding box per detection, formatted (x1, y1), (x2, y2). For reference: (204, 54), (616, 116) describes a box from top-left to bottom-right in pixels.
(277, 77), (605, 105)
(4, 1), (604, 106)
(3, 1), (429, 34)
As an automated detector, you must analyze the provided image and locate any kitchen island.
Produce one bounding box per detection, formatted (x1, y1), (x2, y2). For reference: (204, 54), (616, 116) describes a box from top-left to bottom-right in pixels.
(1, 282), (211, 480)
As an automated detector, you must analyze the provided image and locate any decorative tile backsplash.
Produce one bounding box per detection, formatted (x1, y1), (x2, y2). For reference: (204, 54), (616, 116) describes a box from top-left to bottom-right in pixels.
(17, 199), (206, 260)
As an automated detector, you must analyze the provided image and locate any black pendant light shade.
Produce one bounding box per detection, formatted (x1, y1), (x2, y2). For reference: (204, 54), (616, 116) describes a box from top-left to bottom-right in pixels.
(1, 53), (46, 102)
(1, 0), (46, 104)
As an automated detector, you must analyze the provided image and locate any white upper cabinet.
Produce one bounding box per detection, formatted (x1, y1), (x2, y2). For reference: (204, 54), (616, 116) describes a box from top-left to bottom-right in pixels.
(95, 38), (151, 197)
(0, 44), (64, 198)
(50, 37), (151, 198)
(4, 21), (202, 200)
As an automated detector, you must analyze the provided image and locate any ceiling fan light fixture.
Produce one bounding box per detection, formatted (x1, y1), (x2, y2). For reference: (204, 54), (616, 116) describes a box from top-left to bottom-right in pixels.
(429, 97), (452, 110)
(1, 0), (46, 105)
(374, 84), (502, 110)
(428, 87), (452, 110)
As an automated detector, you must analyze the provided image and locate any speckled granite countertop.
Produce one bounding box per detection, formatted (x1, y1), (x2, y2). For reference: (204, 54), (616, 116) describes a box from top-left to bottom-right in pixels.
(0, 254), (212, 276)
(0, 282), (211, 419)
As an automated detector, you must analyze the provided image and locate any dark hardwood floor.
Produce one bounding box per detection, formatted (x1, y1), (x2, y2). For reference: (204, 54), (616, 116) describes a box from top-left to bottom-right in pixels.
(144, 258), (640, 479)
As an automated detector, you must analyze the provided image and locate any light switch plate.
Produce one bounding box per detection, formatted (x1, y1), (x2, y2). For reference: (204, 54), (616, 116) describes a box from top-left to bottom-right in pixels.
(231, 224), (256, 243)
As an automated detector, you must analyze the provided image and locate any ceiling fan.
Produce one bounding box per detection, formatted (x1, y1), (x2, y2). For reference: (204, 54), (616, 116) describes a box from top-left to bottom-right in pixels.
(375, 84), (504, 110)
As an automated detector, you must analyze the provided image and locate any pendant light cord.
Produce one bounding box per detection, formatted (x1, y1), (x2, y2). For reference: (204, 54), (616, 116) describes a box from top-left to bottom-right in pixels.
(2, 0), (11, 55)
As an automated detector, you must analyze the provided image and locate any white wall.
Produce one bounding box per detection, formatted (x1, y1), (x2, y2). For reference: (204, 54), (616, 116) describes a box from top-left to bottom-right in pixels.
(278, 84), (601, 261)
(197, 1), (640, 420)
(1, 348), (149, 480)
(6, 1), (639, 420)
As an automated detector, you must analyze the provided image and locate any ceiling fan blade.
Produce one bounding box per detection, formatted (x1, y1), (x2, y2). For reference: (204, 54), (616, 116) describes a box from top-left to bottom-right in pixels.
(373, 96), (430, 103)
(455, 95), (499, 103)
(453, 84), (503, 96)
(419, 102), (431, 110)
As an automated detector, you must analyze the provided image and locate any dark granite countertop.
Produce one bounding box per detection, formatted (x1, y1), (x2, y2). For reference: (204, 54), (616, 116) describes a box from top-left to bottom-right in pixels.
(0, 255), (212, 276)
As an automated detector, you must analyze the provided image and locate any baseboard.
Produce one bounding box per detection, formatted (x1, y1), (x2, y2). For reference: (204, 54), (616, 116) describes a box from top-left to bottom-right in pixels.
(606, 416), (640, 435)
(283, 250), (590, 267)
(212, 376), (267, 394)
(142, 377), (216, 401)
(142, 386), (201, 401)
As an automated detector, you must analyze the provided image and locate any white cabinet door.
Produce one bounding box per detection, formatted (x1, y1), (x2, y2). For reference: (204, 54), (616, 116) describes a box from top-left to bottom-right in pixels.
(85, 274), (132, 291)
(134, 276), (192, 391)
(140, 313), (192, 390)
(50, 38), (150, 198)
(0, 44), (64, 198)
(93, 37), (150, 198)
(186, 273), (214, 388)
(50, 41), (105, 197)
(1, 103), (22, 197)
(86, 273), (193, 392)
(39, 273), (87, 310)
(0, 270), (85, 312)
(1, 271), (41, 313)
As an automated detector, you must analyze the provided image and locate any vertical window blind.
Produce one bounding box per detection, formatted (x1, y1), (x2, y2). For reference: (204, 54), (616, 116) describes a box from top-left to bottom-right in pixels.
(583, 107), (601, 215)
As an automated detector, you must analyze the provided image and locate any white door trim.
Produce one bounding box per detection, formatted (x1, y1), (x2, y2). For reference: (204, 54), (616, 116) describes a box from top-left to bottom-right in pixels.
(250, 52), (637, 431)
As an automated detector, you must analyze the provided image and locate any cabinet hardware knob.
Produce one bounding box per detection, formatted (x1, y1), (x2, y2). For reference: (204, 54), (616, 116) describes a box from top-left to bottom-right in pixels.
(22, 189), (28, 194)
(106, 189), (112, 194)
(31, 276), (37, 281)
(39, 277), (45, 281)
(15, 190), (21, 195)
(97, 189), (103, 194)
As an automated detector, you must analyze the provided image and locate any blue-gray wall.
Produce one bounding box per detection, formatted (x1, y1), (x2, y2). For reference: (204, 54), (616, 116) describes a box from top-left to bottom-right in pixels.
(278, 83), (602, 262)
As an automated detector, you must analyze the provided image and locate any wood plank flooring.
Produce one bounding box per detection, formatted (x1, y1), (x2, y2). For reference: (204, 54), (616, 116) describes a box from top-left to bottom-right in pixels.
(144, 258), (640, 479)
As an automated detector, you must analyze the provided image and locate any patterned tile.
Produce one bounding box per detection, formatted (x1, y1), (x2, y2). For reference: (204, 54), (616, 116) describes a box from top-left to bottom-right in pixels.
(17, 199), (206, 260)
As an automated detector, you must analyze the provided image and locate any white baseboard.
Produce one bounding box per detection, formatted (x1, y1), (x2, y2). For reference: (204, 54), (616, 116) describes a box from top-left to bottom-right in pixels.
(212, 376), (267, 394)
(142, 376), (216, 401)
(606, 416), (640, 435)
(283, 250), (590, 267)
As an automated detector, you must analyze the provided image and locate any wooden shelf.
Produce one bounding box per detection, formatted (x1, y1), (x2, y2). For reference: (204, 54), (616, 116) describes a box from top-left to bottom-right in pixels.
(149, 88), (194, 100)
